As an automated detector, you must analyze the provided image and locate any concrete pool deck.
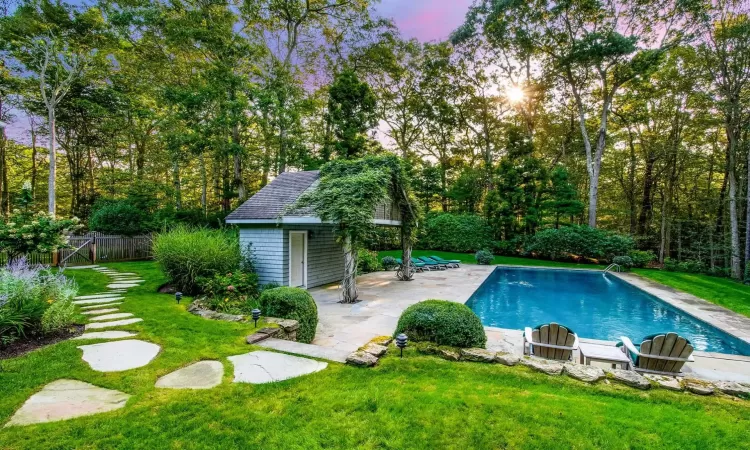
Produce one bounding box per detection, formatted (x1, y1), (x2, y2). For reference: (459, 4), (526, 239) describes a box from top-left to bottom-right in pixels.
(308, 265), (750, 383)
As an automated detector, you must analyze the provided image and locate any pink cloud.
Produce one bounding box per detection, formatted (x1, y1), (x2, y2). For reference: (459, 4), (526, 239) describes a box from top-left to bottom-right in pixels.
(377, 0), (473, 42)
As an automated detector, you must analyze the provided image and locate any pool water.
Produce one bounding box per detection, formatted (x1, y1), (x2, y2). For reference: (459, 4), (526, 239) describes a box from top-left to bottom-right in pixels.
(465, 267), (750, 356)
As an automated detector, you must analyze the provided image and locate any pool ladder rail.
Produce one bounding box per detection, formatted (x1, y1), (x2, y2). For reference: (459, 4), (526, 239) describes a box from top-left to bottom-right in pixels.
(603, 263), (622, 274)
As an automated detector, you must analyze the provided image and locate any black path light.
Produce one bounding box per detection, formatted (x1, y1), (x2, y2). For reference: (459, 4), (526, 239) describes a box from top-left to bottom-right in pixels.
(396, 333), (408, 358)
(175, 292), (182, 304)
(252, 309), (261, 328)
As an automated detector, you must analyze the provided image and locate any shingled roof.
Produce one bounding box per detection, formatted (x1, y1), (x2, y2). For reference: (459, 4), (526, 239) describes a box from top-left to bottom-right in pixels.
(225, 170), (320, 221)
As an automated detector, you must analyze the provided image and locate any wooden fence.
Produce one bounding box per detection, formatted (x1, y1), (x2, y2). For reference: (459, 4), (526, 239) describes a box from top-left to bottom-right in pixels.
(1, 233), (153, 266)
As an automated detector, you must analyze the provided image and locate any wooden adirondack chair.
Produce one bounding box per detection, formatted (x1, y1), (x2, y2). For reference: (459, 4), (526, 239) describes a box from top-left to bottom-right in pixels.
(523, 322), (579, 361)
(619, 332), (694, 375)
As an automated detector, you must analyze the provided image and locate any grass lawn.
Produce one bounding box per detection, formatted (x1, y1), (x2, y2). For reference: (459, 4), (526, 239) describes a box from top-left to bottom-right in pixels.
(377, 249), (607, 269)
(1, 262), (749, 449)
(633, 269), (750, 318)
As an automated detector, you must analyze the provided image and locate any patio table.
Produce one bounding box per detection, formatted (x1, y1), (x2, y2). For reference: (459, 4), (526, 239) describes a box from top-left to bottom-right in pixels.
(578, 342), (630, 370)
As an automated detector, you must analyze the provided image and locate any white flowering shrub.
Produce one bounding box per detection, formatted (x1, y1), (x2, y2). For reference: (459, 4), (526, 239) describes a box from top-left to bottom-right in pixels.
(0, 212), (80, 262)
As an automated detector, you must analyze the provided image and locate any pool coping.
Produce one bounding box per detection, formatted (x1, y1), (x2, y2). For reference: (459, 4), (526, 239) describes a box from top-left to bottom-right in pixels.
(490, 264), (750, 349)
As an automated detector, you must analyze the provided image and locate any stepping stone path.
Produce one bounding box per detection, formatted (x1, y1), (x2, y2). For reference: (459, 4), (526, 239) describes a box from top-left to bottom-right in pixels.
(80, 302), (122, 310)
(107, 283), (141, 289)
(4, 380), (130, 427)
(89, 313), (134, 322)
(73, 297), (125, 306)
(82, 308), (120, 315)
(228, 351), (328, 384)
(74, 331), (138, 340)
(76, 293), (126, 300)
(86, 318), (143, 330)
(156, 361), (224, 389)
(78, 340), (160, 372)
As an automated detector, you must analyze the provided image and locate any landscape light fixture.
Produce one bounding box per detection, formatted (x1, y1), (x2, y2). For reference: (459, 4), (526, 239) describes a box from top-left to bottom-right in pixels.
(175, 292), (182, 304)
(252, 308), (261, 327)
(396, 333), (408, 358)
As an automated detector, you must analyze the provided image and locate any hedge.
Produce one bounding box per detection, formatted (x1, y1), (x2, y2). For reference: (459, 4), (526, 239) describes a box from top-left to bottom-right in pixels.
(418, 213), (493, 253)
(394, 300), (486, 348)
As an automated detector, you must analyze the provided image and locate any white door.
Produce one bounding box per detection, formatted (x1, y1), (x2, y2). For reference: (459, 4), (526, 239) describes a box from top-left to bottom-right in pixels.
(289, 231), (307, 287)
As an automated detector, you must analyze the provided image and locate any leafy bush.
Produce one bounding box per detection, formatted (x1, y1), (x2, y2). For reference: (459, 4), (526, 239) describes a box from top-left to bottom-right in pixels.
(493, 237), (526, 256)
(89, 201), (150, 236)
(0, 259), (78, 344)
(664, 258), (708, 274)
(524, 225), (634, 262)
(628, 250), (656, 268)
(394, 300), (486, 348)
(153, 226), (240, 295)
(612, 256), (633, 270)
(475, 249), (494, 265)
(357, 249), (382, 274)
(381, 256), (398, 270)
(198, 271), (260, 300)
(259, 287), (318, 343)
(418, 213), (493, 253)
(0, 212), (80, 262)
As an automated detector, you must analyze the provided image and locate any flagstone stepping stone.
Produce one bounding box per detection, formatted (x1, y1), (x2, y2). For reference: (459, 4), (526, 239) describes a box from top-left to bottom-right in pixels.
(89, 313), (134, 322)
(81, 308), (120, 316)
(63, 265), (100, 270)
(107, 283), (140, 289)
(85, 318), (143, 330)
(155, 361), (224, 389)
(4, 380), (130, 427)
(73, 331), (138, 340)
(78, 340), (159, 372)
(75, 293), (125, 300)
(74, 297), (125, 305)
(228, 351), (327, 384)
(80, 302), (122, 310)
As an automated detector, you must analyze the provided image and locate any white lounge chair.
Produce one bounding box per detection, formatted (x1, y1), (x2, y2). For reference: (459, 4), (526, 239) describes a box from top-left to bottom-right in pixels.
(523, 322), (579, 361)
(619, 332), (694, 375)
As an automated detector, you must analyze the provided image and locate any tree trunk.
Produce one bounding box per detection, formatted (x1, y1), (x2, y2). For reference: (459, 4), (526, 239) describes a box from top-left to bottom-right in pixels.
(199, 151), (207, 216)
(0, 125), (8, 217)
(727, 135), (742, 279)
(136, 140), (146, 179)
(342, 234), (358, 303)
(172, 157), (181, 210)
(398, 224), (413, 281)
(48, 108), (56, 215)
(745, 145), (750, 281)
(30, 126), (38, 200)
(232, 122), (246, 203)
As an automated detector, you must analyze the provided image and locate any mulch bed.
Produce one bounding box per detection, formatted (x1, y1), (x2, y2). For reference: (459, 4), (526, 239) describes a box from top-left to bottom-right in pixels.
(0, 324), (85, 360)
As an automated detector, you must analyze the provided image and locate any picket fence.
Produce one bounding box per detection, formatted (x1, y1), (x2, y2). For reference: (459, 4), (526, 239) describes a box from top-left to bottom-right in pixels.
(1, 232), (153, 266)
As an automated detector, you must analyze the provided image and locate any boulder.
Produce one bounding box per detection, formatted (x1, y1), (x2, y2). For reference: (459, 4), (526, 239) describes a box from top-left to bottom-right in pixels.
(714, 381), (750, 398)
(459, 348), (496, 363)
(563, 363), (605, 383)
(370, 336), (393, 346)
(494, 352), (520, 366)
(346, 351), (378, 367)
(604, 368), (650, 390)
(520, 357), (564, 375)
(363, 343), (388, 357)
(437, 348), (461, 361)
(643, 374), (683, 391)
(683, 379), (715, 396)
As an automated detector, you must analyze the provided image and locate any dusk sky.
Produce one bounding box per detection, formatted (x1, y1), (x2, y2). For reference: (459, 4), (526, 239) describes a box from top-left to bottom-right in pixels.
(377, 0), (472, 42)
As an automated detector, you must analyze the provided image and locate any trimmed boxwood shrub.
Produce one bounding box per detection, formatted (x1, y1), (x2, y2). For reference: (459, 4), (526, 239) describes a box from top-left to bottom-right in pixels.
(153, 226), (240, 295)
(394, 300), (486, 348)
(418, 213), (493, 253)
(259, 287), (318, 343)
(475, 249), (494, 265)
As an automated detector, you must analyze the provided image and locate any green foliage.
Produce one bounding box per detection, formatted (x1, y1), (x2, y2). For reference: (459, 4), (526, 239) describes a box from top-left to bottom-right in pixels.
(664, 258), (709, 275)
(394, 300), (486, 348)
(0, 212), (81, 262)
(0, 259), (78, 344)
(326, 69), (379, 159)
(357, 249), (382, 274)
(525, 226), (634, 262)
(628, 250), (656, 268)
(543, 166), (584, 226)
(418, 213), (493, 253)
(380, 256), (398, 270)
(89, 200), (150, 236)
(612, 256), (634, 270)
(474, 249), (494, 265)
(259, 287), (318, 343)
(153, 226), (240, 295)
(198, 271), (259, 300)
(447, 167), (485, 213)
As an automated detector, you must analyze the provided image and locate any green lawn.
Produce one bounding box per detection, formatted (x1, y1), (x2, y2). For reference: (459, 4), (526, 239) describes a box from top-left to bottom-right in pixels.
(1, 262), (749, 449)
(633, 269), (750, 318)
(377, 249), (607, 269)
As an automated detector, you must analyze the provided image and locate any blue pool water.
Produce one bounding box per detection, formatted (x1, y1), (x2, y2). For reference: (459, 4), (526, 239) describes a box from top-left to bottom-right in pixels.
(465, 267), (750, 356)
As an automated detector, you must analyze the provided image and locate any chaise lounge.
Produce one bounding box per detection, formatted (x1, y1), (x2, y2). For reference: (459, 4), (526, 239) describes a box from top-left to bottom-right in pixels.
(430, 255), (461, 268)
(618, 332), (694, 375)
(413, 257), (445, 271)
(523, 322), (579, 361)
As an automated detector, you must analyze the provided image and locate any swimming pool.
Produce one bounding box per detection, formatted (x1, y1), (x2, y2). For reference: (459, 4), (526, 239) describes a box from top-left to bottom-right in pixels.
(465, 267), (750, 356)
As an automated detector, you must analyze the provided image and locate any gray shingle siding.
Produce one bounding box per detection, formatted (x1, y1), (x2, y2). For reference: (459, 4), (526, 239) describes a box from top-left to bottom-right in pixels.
(239, 224), (344, 289)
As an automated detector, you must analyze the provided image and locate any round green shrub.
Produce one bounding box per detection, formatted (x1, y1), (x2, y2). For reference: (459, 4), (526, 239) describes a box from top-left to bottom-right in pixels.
(612, 255), (633, 270)
(627, 250), (655, 268)
(357, 249), (382, 274)
(380, 256), (398, 270)
(259, 287), (318, 343)
(153, 226), (240, 295)
(475, 249), (494, 265)
(89, 201), (150, 236)
(394, 300), (486, 348)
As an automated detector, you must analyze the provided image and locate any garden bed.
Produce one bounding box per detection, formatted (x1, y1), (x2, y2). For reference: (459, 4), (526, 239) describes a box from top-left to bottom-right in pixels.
(0, 324), (84, 360)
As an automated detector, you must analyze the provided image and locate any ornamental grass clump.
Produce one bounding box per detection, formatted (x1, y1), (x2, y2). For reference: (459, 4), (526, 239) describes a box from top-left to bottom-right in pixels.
(0, 258), (78, 345)
(394, 300), (486, 348)
(259, 287), (318, 343)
